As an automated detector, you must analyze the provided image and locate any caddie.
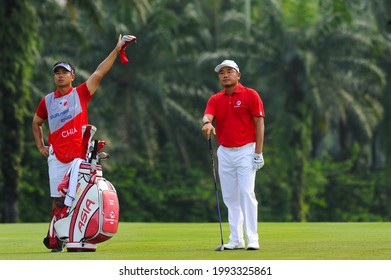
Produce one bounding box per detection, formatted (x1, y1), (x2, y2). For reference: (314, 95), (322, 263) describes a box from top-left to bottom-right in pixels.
(32, 34), (136, 252)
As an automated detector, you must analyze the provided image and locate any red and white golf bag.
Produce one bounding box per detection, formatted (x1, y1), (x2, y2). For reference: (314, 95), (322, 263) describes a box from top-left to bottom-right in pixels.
(45, 125), (119, 252)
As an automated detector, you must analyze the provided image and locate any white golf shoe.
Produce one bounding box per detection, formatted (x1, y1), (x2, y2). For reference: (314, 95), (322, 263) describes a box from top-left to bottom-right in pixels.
(223, 241), (245, 250)
(247, 242), (260, 250)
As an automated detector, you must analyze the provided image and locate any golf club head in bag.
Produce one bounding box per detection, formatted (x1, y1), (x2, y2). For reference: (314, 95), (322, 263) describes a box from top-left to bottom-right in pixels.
(81, 124), (97, 161)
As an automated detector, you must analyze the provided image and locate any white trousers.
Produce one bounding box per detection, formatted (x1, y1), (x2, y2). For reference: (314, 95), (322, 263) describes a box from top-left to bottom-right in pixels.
(217, 143), (258, 245)
(48, 145), (73, 198)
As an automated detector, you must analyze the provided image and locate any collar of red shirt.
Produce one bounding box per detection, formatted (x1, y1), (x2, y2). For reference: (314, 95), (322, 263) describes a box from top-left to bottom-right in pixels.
(222, 83), (244, 95)
(54, 87), (73, 98)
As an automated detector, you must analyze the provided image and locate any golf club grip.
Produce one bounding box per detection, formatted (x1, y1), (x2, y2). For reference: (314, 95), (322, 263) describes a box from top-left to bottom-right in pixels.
(208, 138), (218, 188)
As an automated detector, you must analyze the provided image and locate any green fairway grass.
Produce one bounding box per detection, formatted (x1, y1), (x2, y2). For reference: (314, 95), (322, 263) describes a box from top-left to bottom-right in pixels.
(0, 222), (390, 260)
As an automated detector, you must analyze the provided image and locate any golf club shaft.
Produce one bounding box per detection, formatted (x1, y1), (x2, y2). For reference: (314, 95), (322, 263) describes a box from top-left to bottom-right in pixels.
(209, 138), (224, 247)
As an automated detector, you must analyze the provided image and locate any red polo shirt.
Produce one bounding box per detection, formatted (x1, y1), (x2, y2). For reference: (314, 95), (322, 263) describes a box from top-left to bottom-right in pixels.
(204, 83), (265, 147)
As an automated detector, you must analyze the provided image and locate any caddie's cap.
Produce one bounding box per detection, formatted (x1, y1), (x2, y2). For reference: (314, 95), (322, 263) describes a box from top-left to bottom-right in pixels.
(214, 59), (240, 73)
(53, 61), (75, 74)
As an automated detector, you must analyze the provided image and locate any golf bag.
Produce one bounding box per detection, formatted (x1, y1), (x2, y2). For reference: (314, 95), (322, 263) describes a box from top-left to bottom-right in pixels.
(44, 125), (119, 252)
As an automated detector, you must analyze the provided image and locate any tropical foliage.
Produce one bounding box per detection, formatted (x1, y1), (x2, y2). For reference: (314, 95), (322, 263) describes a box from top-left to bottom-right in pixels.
(1, 0), (390, 223)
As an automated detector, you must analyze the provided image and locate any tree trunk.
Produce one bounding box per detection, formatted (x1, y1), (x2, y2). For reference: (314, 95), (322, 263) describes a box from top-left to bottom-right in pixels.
(0, 0), (36, 222)
(383, 67), (391, 220)
(284, 64), (311, 222)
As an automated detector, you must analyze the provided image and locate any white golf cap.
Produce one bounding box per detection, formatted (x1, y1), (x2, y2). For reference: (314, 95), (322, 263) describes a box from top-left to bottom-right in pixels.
(214, 60), (240, 73)
(53, 62), (75, 74)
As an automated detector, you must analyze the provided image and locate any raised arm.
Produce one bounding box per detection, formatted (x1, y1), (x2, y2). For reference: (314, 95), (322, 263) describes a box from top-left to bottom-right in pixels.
(86, 34), (125, 95)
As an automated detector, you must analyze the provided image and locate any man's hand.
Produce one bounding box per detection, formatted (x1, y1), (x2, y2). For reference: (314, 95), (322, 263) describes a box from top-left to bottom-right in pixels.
(38, 146), (49, 158)
(120, 34), (137, 64)
(254, 153), (264, 170)
(201, 122), (216, 140)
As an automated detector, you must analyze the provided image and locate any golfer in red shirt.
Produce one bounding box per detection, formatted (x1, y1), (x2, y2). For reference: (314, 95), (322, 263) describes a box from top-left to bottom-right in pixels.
(32, 34), (128, 229)
(202, 60), (265, 250)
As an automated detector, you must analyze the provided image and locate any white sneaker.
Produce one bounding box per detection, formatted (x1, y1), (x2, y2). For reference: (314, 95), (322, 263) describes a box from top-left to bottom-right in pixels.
(223, 241), (245, 250)
(247, 242), (260, 250)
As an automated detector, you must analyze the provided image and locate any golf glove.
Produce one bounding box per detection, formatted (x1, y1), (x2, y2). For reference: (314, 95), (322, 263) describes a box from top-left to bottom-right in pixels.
(254, 153), (264, 171)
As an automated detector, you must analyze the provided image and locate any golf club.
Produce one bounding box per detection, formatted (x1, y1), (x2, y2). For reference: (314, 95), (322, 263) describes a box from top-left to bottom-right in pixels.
(208, 137), (224, 251)
(81, 124), (97, 161)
